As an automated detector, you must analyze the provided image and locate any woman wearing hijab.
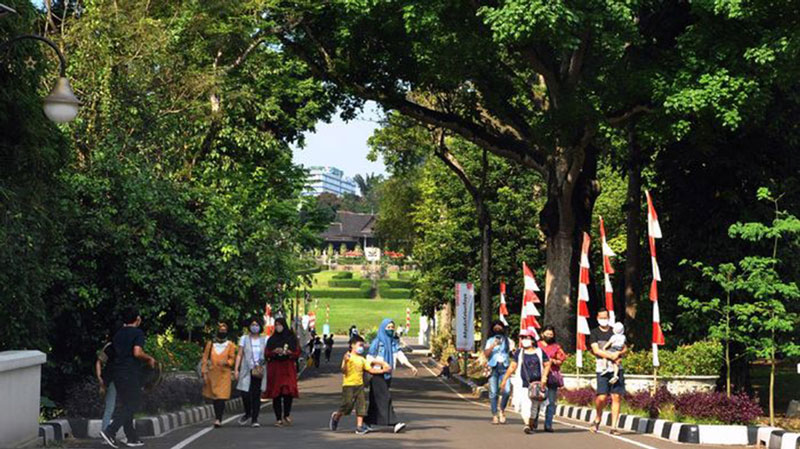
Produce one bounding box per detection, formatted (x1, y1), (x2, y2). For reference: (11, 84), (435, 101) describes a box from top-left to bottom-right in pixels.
(365, 318), (406, 433)
(265, 317), (301, 427)
(201, 323), (236, 428)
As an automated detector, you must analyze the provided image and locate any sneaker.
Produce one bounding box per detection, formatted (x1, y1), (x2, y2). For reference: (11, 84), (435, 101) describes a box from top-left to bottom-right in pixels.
(492, 415), (499, 425)
(590, 420), (600, 433)
(274, 421), (283, 428)
(284, 416), (293, 426)
(124, 441), (144, 448)
(251, 422), (260, 428)
(238, 416), (250, 426)
(329, 413), (340, 431)
(213, 420), (221, 428)
(499, 411), (507, 424)
(523, 426), (533, 435)
(393, 422), (407, 434)
(99, 430), (118, 448)
(355, 425), (371, 435)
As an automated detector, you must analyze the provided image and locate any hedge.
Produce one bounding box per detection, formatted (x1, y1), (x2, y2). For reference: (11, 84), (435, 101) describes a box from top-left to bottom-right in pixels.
(560, 340), (722, 376)
(383, 279), (413, 289)
(332, 272), (353, 279)
(311, 284), (372, 298)
(377, 280), (412, 299)
(328, 279), (364, 288)
(397, 272), (415, 280)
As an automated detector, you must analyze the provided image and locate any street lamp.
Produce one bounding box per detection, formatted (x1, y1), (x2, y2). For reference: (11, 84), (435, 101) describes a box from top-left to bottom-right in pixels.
(1, 8), (81, 123)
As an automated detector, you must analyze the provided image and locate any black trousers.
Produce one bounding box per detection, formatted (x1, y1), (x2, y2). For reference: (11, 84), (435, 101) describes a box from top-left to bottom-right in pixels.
(273, 395), (294, 420)
(324, 348), (332, 361)
(105, 374), (142, 441)
(213, 399), (225, 421)
(241, 379), (262, 423)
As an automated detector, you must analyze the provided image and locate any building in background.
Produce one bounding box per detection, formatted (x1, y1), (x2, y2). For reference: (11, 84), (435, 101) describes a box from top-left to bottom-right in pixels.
(320, 211), (376, 250)
(304, 166), (357, 197)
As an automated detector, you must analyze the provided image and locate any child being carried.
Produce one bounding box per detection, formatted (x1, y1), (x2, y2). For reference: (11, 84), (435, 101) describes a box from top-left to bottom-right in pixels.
(600, 322), (626, 385)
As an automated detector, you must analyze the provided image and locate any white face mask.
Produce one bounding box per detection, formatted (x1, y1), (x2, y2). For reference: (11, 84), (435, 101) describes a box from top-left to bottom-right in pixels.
(597, 318), (609, 328)
(521, 339), (533, 348)
(250, 325), (261, 334)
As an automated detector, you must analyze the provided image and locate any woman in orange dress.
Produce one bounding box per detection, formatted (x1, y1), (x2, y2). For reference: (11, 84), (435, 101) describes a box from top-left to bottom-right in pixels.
(202, 323), (237, 427)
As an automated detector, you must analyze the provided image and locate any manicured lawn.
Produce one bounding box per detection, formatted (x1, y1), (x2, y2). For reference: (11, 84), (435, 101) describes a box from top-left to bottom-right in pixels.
(299, 270), (419, 335)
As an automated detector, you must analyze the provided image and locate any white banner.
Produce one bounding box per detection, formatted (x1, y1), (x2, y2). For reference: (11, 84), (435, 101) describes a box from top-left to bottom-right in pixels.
(365, 247), (381, 262)
(455, 282), (475, 352)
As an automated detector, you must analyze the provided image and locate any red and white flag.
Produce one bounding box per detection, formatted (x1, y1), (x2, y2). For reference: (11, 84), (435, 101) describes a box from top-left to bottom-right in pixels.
(406, 307), (411, 334)
(646, 191), (665, 366)
(576, 232), (592, 368)
(599, 216), (616, 324)
(521, 263), (541, 339)
(263, 303), (275, 336)
(499, 282), (509, 326)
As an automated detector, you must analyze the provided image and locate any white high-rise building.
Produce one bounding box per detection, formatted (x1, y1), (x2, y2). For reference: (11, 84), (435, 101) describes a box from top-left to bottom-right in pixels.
(304, 166), (357, 197)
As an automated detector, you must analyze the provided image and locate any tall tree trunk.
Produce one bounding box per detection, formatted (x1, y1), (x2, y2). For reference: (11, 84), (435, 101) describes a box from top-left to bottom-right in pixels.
(541, 146), (600, 352)
(624, 128), (644, 345)
(477, 200), (492, 346)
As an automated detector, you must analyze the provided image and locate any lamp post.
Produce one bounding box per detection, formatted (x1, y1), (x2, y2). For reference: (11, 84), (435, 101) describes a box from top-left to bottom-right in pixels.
(1, 9), (81, 123)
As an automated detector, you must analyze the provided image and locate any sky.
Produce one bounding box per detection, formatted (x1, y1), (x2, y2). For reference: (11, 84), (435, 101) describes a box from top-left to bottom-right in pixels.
(292, 101), (387, 178)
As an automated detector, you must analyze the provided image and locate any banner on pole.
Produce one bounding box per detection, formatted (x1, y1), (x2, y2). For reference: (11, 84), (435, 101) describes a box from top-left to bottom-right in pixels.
(323, 323), (331, 335)
(365, 247), (381, 262)
(455, 282), (475, 352)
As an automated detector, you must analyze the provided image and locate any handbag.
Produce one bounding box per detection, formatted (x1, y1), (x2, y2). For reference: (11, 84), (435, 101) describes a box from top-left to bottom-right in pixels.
(247, 337), (264, 379)
(547, 369), (564, 388)
(522, 348), (547, 401)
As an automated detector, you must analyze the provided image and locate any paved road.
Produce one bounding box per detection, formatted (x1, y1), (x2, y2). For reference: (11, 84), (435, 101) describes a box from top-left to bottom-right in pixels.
(68, 340), (748, 449)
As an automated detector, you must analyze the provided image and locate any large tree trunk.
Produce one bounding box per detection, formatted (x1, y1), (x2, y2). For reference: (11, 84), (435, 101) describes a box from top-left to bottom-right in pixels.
(623, 129), (644, 346)
(541, 146), (600, 351)
(477, 201), (492, 346)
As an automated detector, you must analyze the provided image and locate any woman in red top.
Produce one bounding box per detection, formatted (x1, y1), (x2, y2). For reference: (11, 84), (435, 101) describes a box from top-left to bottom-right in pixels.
(538, 325), (567, 432)
(264, 317), (301, 427)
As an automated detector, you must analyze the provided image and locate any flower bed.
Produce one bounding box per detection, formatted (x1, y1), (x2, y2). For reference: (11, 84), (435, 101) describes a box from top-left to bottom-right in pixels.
(559, 386), (762, 425)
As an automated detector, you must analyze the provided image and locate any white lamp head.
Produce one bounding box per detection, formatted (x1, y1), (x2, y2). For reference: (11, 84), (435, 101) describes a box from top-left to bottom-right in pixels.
(43, 76), (80, 123)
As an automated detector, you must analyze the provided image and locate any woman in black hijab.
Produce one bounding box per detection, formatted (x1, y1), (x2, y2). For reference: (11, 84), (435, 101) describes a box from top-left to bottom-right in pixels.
(264, 317), (301, 426)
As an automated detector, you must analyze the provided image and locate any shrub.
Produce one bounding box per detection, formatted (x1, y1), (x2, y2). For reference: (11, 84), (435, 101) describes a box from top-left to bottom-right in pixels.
(383, 279), (412, 289)
(625, 387), (675, 418)
(377, 281), (412, 299)
(64, 375), (204, 418)
(146, 336), (202, 372)
(674, 391), (762, 425)
(310, 283), (372, 298)
(332, 272), (353, 279)
(559, 387), (596, 407)
(431, 330), (456, 362)
(397, 271), (415, 280)
(560, 340), (722, 376)
(328, 279), (363, 288)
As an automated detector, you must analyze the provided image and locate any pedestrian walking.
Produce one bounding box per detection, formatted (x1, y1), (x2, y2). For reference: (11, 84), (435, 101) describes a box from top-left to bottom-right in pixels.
(324, 334), (334, 363)
(500, 329), (551, 434)
(95, 322), (122, 434)
(365, 318), (407, 433)
(538, 325), (567, 432)
(484, 320), (512, 425)
(201, 323), (236, 428)
(99, 307), (157, 448)
(329, 335), (391, 435)
(589, 309), (627, 435)
(265, 317), (301, 427)
(312, 335), (323, 368)
(348, 325), (359, 339)
(234, 317), (267, 428)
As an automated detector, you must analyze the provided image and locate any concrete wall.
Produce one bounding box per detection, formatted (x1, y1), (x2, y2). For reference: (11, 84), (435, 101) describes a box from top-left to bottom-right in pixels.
(563, 373), (717, 394)
(0, 351), (47, 448)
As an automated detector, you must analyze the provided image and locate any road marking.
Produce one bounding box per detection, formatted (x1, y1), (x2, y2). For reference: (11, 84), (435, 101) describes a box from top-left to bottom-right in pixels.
(418, 361), (662, 449)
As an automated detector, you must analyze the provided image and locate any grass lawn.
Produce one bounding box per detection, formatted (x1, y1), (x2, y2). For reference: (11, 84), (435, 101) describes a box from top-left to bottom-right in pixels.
(301, 270), (420, 335)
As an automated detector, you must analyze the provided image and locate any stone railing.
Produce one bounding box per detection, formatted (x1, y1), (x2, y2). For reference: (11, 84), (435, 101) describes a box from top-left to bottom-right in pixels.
(562, 373), (717, 394)
(0, 350), (47, 448)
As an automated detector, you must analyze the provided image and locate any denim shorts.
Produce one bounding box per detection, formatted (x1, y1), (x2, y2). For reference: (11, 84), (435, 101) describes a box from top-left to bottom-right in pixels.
(596, 369), (626, 395)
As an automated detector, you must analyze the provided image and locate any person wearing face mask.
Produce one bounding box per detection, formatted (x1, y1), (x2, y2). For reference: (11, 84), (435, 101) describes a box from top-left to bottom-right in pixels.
(234, 317), (268, 427)
(265, 317), (301, 427)
(365, 318), (406, 433)
(589, 309), (627, 435)
(484, 320), (512, 424)
(538, 325), (567, 432)
(201, 323), (236, 428)
(500, 329), (551, 434)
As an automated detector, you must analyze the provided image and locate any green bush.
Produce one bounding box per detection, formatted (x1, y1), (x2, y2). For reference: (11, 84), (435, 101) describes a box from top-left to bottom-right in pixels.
(377, 280), (411, 299)
(332, 272), (353, 279)
(338, 256), (365, 265)
(383, 279), (413, 289)
(310, 284), (372, 298)
(561, 340), (722, 376)
(328, 279), (363, 288)
(146, 335), (202, 372)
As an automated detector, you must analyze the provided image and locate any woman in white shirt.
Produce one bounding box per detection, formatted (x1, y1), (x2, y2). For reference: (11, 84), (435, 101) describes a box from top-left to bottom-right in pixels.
(234, 317), (267, 427)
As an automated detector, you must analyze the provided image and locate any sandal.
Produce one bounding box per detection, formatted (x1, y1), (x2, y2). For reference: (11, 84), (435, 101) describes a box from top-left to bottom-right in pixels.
(590, 420), (600, 433)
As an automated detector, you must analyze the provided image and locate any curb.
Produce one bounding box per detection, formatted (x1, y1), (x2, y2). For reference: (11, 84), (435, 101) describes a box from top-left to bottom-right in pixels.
(38, 397), (244, 446)
(554, 403), (798, 446)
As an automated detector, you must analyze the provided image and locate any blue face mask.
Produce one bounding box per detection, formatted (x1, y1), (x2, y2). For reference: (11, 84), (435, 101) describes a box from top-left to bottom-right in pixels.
(385, 329), (395, 337)
(355, 346), (365, 355)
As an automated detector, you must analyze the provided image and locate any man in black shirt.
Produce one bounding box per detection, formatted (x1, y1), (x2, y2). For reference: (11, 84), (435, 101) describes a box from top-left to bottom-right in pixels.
(589, 309), (627, 435)
(100, 307), (156, 448)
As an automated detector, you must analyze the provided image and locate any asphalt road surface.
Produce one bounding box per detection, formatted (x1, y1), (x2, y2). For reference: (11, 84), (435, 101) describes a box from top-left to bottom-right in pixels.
(68, 340), (748, 449)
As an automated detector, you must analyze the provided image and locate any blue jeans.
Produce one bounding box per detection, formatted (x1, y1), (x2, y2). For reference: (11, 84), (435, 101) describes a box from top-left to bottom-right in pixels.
(488, 365), (510, 415)
(102, 382), (117, 431)
(545, 384), (558, 429)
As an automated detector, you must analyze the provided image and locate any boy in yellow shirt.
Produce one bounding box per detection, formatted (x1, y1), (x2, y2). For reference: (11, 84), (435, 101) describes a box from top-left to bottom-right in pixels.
(329, 335), (390, 434)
